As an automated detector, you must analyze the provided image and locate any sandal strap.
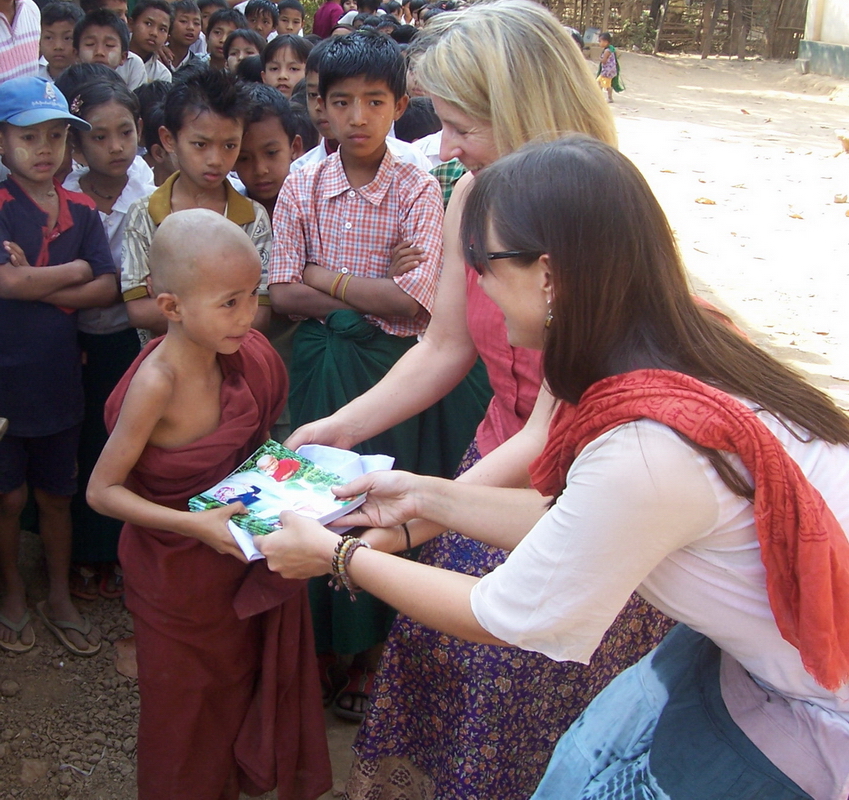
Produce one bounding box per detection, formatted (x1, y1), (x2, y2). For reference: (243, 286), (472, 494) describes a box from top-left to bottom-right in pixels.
(45, 613), (92, 637)
(0, 609), (31, 634)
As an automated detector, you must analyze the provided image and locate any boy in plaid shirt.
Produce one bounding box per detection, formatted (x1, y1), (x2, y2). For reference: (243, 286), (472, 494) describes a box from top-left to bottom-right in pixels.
(268, 30), (445, 718)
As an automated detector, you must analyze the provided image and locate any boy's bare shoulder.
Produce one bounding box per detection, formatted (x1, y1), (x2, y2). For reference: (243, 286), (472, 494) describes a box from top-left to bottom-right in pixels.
(122, 349), (177, 415)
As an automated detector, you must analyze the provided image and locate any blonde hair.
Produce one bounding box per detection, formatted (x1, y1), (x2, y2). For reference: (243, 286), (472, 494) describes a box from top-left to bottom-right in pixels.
(412, 0), (617, 156)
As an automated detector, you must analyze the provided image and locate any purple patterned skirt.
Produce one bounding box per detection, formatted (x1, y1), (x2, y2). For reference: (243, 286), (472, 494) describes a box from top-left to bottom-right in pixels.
(347, 441), (675, 800)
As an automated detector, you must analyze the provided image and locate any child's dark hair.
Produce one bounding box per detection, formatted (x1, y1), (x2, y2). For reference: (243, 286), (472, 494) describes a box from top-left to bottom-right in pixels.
(171, 0), (202, 20)
(394, 95), (439, 142)
(352, 12), (370, 26)
(223, 28), (266, 59)
(381, 1), (401, 14)
(317, 28), (405, 100)
(360, 13), (384, 28)
(170, 57), (210, 84)
(277, 0), (304, 16)
(163, 66), (251, 135)
(358, 0), (380, 12)
(599, 31), (612, 44)
(130, 0), (173, 22)
(245, 0), (278, 25)
(390, 23), (416, 43)
(68, 80), (141, 150)
(135, 81), (171, 106)
(289, 76), (306, 104)
(80, 0), (127, 12)
(55, 63), (124, 108)
(73, 9), (130, 52)
(140, 100), (166, 151)
(244, 82), (300, 143)
(288, 99), (318, 151)
(237, 54), (264, 81)
(305, 36), (331, 74)
(42, 2), (85, 28)
(206, 7), (248, 35)
(261, 33), (312, 69)
(408, 0), (427, 14)
(420, 0), (458, 23)
(198, 0), (227, 12)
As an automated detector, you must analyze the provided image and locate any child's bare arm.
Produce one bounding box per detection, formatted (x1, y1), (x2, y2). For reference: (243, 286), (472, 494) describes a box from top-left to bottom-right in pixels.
(0, 244), (92, 300)
(251, 304), (271, 333)
(303, 263), (422, 318)
(87, 367), (248, 561)
(125, 297), (168, 335)
(41, 273), (118, 309)
(269, 269), (352, 318)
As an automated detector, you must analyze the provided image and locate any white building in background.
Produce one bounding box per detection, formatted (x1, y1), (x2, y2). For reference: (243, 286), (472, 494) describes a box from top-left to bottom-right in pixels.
(798, 0), (849, 79)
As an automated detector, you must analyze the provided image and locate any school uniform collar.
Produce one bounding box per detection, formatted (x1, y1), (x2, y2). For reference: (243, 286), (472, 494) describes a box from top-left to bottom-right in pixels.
(8, 176), (73, 235)
(320, 147), (398, 206)
(148, 171), (256, 225)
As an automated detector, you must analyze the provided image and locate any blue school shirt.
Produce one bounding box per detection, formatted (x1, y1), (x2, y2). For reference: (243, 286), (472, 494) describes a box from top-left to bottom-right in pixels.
(0, 177), (115, 437)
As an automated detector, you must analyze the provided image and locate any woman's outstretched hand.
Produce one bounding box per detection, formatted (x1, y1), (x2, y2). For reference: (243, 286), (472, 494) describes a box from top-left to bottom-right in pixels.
(254, 512), (338, 579)
(285, 416), (354, 451)
(331, 470), (425, 529)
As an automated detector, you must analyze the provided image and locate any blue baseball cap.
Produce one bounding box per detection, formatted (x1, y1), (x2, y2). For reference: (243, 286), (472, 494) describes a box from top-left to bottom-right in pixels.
(0, 77), (91, 131)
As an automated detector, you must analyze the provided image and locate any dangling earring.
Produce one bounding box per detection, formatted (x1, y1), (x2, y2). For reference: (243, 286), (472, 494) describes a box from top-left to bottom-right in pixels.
(545, 302), (553, 329)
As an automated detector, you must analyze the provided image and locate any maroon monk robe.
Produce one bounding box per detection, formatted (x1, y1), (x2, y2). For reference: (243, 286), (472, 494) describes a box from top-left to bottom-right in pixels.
(104, 330), (332, 800)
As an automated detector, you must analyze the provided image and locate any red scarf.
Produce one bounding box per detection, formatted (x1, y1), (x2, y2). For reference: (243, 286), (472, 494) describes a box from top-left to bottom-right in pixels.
(529, 369), (849, 691)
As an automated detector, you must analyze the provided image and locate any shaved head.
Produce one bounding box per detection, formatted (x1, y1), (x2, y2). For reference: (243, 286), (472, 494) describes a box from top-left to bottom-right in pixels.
(150, 209), (261, 296)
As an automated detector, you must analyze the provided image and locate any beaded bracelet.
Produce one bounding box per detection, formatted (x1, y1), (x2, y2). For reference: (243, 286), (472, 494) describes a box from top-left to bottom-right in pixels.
(329, 536), (372, 601)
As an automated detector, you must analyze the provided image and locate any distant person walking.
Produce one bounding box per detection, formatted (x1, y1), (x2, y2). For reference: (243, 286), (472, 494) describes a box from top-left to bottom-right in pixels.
(597, 32), (623, 103)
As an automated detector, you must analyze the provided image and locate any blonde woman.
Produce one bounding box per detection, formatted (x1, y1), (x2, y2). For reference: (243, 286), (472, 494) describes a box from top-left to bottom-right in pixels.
(288, 3), (672, 798)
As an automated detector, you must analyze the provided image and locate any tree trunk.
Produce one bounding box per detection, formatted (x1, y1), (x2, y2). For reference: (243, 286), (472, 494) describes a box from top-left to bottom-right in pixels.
(582, 0), (593, 35)
(737, 0), (753, 59)
(729, 0), (743, 57)
(701, 0), (724, 59)
(653, 1), (667, 54)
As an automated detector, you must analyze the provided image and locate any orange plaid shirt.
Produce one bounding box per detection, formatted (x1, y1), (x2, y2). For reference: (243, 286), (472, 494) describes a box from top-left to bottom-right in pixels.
(269, 149), (443, 338)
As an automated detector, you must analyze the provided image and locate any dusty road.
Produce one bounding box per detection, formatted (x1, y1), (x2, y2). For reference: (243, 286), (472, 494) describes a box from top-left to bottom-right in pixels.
(615, 52), (849, 407)
(0, 52), (848, 800)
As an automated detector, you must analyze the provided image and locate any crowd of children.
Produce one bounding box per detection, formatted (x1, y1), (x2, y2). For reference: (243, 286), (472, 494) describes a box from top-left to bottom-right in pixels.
(0, 3), (485, 798)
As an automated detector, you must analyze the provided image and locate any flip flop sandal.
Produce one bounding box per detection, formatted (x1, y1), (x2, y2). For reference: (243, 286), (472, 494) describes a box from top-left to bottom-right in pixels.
(36, 601), (101, 658)
(0, 609), (35, 654)
(332, 668), (375, 723)
(69, 565), (99, 601)
(98, 564), (124, 599)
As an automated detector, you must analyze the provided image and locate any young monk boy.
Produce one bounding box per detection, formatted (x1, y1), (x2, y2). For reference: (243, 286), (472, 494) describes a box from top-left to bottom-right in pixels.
(87, 209), (330, 800)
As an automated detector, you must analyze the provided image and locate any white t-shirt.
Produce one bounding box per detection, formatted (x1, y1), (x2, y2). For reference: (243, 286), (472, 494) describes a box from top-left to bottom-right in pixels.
(413, 129), (444, 167)
(115, 51), (146, 90)
(63, 157), (156, 334)
(471, 406), (849, 722)
(290, 136), (431, 173)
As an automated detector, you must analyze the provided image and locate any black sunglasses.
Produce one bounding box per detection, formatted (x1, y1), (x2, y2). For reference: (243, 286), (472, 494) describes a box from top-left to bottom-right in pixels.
(466, 247), (543, 274)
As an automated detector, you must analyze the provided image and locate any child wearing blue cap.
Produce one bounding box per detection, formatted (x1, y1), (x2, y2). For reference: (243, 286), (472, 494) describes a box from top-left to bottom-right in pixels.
(0, 76), (116, 657)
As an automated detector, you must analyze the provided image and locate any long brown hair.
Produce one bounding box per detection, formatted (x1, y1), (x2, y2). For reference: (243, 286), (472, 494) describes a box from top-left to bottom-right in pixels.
(462, 136), (849, 482)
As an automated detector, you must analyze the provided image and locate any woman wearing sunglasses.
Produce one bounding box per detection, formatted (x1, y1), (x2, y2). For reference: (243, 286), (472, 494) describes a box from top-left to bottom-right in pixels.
(286, 2), (673, 798)
(263, 135), (849, 800)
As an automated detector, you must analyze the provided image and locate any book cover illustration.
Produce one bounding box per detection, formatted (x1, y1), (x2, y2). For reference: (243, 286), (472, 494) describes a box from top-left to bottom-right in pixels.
(188, 440), (365, 537)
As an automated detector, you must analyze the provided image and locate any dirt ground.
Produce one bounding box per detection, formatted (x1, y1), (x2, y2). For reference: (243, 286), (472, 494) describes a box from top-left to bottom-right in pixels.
(1, 52), (848, 800)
